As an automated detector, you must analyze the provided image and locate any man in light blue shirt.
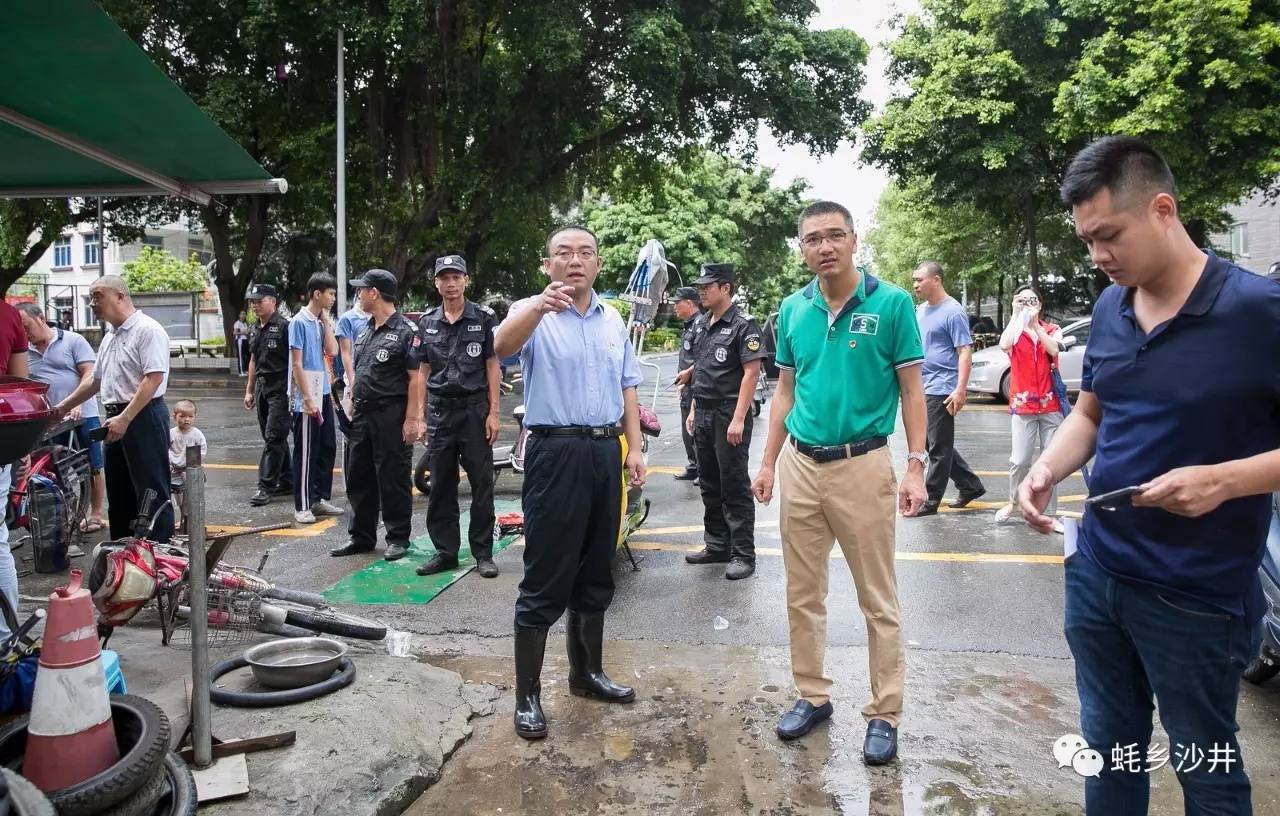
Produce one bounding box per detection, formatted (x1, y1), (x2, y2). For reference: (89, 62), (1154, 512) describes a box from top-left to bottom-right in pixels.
(912, 261), (984, 514)
(494, 225), (646, 742)
(288, 274), (340, 524)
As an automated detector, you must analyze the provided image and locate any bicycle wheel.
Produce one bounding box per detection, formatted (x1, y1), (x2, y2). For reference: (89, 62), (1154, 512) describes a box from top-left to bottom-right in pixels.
(260, 600), (386, 641)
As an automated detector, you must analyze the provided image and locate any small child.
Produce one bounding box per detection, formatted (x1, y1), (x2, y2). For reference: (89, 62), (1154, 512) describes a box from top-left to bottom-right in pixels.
(169, 399), (208, 532)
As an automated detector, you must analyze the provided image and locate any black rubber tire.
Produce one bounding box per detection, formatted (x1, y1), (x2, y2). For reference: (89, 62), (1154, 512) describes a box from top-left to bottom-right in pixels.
(0, 769), (53, 816)
(1243, 654), (1280, 685)
(152, 753), (197, 816)
(96, 758), (165, 816)
(210, 655), (356, 707)
(413, 451), (431, 496)
(256, 620), (319, 638)
(269, 603), (387, 641)
(751, 401), (761, 418)
(998, 370), (1011, 403)
(0, 694), (170, 816)
(262, 586), (331, 608)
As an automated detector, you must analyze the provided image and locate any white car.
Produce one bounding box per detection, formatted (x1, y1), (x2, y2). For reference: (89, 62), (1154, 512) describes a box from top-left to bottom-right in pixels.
(966, 317), (1091, 402)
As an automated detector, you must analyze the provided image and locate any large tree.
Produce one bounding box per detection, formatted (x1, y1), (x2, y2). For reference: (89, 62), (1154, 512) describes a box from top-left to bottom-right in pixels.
(863, 0), (1280, 290)
(582, 151), (809, 317)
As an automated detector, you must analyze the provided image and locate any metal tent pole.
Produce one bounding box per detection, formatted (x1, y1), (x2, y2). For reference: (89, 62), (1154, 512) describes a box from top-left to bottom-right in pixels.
(185, 445), (212, 768)
(335, 28), (348, 316)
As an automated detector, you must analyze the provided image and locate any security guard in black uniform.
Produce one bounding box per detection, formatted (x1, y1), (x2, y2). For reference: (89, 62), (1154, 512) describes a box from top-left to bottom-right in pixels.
(329, 269), (424, 561)
(244, 284), (293, 505)
(671, 286), (703, 481)
(414, 255), (501, 579)
(685, 263), (767, 580)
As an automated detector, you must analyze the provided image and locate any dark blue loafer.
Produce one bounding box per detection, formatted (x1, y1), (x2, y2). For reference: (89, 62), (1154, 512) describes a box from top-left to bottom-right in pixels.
(776, 699), (833, 741)
(863, 718), (898, 765)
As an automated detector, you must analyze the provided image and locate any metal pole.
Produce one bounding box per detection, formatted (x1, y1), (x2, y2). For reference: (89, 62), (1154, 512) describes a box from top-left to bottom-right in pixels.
(96, 197), (105, 278)
(185, 444), (212, 769)
(336, 28), (348, 316)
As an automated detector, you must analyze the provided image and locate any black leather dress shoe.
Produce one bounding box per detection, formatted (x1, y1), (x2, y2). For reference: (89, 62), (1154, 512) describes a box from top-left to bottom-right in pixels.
(330, 541), (375, 557)
(863, 718), (898, 765)
(476, 558), (499, 578)
(249, 489), (271, 506)
(685, 548), (731, 565)
(725, 559), (755, 580)
(384, 543), (409, 562)
(776, 699), (833, 741)
(272, 483), (295, 496)
(948, 487), (987, 508)
(416, 553), (459, 576)
(673, 467), (698, 481)
(914, 502), (939, 517)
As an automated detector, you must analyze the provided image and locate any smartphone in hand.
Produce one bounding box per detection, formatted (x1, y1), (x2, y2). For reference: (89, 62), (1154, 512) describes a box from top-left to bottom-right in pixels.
(1086, 485), (1143, 511)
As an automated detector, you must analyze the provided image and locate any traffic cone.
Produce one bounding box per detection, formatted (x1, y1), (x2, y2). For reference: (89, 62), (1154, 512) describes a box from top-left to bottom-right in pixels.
(23, 569), (120, 792)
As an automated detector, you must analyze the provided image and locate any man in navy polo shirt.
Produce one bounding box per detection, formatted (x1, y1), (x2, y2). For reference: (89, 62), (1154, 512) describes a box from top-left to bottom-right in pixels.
(1019, 136), (1280, 814)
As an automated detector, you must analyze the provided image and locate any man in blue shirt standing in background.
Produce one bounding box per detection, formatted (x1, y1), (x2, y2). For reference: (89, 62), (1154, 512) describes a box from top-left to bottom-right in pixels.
(912, 261), (984, 515)
(495, 225), (646, 741)
(289, 274), (342, 525)
(1020, 136), (1280, 815)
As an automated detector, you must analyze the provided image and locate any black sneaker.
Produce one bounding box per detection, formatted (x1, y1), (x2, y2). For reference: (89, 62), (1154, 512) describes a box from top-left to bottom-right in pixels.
(948, 487), (987, 508)
(249, 489), (271, 506)
(725, 559), (755, 580)
(673, 467), (698, 481)
(914, 502), (940, 517)
(272, 483), (295, 496)
(416, 554), (459, 576)
(685, 548), (731, 565)
(476, 558), (499, 578)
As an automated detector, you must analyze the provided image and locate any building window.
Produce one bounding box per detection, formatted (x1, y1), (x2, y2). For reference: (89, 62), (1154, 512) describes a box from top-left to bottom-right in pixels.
(1230, 223), (1249, 258)
(84, 232), (100, 267)
(142, 235), (165, 251)
(188, 237), (211, 265)
(52, 237), (71, 268)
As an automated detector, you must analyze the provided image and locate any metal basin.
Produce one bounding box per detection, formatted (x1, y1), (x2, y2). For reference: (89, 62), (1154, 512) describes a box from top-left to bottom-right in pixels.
(243, 637), (349, 689)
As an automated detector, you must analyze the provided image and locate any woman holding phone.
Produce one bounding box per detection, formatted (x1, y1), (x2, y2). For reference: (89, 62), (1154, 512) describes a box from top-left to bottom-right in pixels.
(995, 285), (1064, 531)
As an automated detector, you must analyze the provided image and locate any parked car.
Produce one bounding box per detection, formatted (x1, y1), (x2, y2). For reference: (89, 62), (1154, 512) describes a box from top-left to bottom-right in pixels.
(1243, 492), (1280, 686)
(966, 317), (1091, 402)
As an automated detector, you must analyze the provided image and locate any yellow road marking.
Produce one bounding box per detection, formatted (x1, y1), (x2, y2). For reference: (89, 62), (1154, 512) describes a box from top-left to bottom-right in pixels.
(974, 470), (1082, 478)
(511, 538), (1062, 565)
(206, 517), (337, 538)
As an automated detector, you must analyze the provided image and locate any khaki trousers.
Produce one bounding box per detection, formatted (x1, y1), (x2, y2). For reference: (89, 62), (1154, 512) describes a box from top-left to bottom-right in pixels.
(778, 442), (904, 726)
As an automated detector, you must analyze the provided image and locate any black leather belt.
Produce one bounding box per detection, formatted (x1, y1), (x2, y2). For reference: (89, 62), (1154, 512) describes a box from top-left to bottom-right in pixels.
(529, 425), (622, 439)
(104, 397), (163, 418)
(429, 392), (488, 409)
(792, 435), (887, 463)
(694, 398), (731, 408)
(353, 395), (406, 411)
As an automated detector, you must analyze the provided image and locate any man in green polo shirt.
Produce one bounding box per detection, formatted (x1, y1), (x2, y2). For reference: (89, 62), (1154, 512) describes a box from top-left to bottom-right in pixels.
(752, 200), (928, 765)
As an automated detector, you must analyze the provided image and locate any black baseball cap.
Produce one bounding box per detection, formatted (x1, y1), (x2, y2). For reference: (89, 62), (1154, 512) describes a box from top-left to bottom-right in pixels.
(672, 286), (698, 302)
(693, 263), (734, 286)
(349, 268), (398, 300)
(433, 254), (468, 278)
(246, 283), (277, 301)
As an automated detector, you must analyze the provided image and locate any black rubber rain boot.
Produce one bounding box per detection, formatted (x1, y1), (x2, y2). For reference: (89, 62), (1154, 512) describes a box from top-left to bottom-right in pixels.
(514, 624), (549, 739)
(566, 611), (635, 703)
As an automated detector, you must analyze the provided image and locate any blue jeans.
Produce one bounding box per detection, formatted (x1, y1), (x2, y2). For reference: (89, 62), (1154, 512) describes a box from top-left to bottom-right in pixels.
(1064, 552), (1259, 815)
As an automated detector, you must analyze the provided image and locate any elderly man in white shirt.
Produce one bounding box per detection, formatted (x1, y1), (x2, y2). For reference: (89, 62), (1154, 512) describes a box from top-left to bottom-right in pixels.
(54, 276), (174, 541)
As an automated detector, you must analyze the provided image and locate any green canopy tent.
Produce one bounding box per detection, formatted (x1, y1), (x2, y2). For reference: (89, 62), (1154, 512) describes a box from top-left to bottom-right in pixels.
(0, 0), (286, 203)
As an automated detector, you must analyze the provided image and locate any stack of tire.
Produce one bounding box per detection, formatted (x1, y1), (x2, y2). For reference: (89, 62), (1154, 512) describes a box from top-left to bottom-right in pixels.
(0, 695), (196, 815)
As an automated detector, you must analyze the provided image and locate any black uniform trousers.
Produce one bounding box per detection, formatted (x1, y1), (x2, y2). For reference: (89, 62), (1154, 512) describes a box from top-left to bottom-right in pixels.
(255, 376), (292, 492)
(925, 394), (984, 504)
(426, 395), (495, 560)
(678, 388), (697, 471)
(346, 399), (414, 549)
(515, 433), (622, 628)
(292, 397), (336, 512)
(694, 401), (755, 564)
(104, 398), (173, 542)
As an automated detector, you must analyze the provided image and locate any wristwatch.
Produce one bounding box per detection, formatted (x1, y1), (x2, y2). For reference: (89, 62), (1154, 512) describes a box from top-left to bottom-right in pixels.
(907, 451), (928, 467)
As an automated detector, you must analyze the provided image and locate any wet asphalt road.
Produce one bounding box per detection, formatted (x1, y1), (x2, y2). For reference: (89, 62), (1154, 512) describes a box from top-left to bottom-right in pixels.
(24, 356), (1280, 815)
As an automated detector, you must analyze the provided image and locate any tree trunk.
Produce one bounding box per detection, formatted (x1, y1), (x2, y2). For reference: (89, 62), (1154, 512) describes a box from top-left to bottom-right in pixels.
(202, 197), (272, 361)
(1025, 194), (1040, 291)
(1185, 218), (1207, 248)
(997, 275), (1005, 327)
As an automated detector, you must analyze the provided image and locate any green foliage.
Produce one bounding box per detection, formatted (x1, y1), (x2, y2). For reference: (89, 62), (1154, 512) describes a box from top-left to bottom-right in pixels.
(863, 0), (1280, 293)
(583, 151), (810, 317)
(604, 298), (633, 323)
(122, 246), (207, 293)
(642, 327), (680, 353)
